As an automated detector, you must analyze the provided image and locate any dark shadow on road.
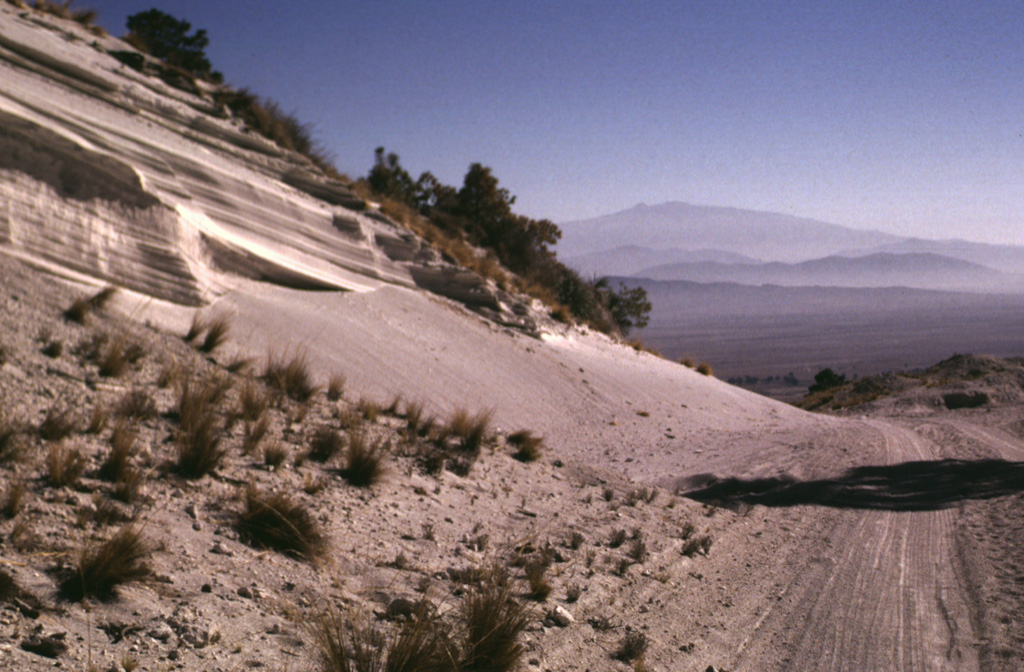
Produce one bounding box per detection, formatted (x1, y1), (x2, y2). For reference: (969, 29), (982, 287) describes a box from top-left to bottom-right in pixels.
(681, 459), (1024, 511)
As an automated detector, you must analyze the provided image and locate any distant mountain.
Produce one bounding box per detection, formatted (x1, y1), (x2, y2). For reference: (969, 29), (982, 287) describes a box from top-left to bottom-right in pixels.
(558, 202), (902, 263)
(857, 238), (1024, 275)
(635, 252), (1024, 293)
(565, 245), (760, 277)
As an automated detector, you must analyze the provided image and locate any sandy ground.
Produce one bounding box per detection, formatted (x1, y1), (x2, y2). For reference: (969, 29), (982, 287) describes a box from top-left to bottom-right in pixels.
(0, 7), (1022, 671)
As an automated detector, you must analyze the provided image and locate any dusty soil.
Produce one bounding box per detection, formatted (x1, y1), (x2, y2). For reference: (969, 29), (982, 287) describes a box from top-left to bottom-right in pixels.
(1, 255), (1023, 672)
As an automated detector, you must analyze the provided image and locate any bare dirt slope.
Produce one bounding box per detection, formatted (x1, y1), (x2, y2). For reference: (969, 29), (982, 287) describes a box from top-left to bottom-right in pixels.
(1, 7), (1022, 671)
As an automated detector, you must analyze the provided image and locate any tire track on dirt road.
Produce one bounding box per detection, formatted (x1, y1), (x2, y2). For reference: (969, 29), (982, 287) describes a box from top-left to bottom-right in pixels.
(731, 419), (980, 671)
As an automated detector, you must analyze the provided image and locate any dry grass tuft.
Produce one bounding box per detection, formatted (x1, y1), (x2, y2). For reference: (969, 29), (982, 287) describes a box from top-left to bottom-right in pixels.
(116, 388), (158, 421)
(524, 560), (552, 601)
(263, 441), (288, 470)
(459, 566), (530, 672)
(326, 372), (346, 401)
(174, 375), (229, 478)
(39, 401), (78, 441)
(613, 631), (648, 663)
(47, 443), (85, 487)
(242, 415), (270, 456)
(236, 485), (326, 560)
(99, 421), (135, 482)
(608, 528), (627, 548)
(446, 408), (492, 455)
(697, 362), (713, 376)
(681, 534), (713, 558)
(64, 286), (117, 324)
(198, 314), (231, 353)
(86, 403), (109, 434)
(343, 432), (387, 487)
(0, 411), (26, 462)
(238, 378), (270, 423)
(184, 312), (205, 343)
(309, 425), (344, 463)
(59, 523), (151, 601)
(2, 480), (26, 519)
(358, 397), (381, 422)
(306, 601), (455, 672)
(264, 351), (319, 403)
(508, 430), (543, 463)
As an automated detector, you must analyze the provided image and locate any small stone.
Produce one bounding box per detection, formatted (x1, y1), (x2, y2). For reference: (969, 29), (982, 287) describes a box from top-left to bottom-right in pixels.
(201, 583), (212, 593)
(237, 586), (252, 599)
(20, 632), (68, 658)
(210, 542), (232, 556)
(148, 624), (173, 642)
(193, 522), (202, 531)
(167, 649), (180, 661)
(548, 605), (575, 627)
(185, 503), (197, 519)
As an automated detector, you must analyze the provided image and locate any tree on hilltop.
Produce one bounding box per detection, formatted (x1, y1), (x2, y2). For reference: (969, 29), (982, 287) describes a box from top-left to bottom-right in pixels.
(126, 9), (220, 81)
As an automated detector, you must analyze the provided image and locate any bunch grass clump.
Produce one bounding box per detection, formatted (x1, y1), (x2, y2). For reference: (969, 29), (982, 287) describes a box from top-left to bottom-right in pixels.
(508, 430), (543, 462)
(59, 523), (151, 601)
(343, 433), (387, 487)
(236, 484), (326, 561)
(174, 374), (229, 478)
(264, 350), (319, 403)
(47, 443), (85, 487)
(309, 425), (344, 463)
(64, 286), (117, 324)
(39, 401), (78, 441)
(446, 408), (492, 455)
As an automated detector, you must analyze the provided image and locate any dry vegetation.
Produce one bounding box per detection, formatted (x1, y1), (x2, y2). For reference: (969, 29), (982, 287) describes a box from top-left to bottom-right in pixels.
(0, 256), (734, 671)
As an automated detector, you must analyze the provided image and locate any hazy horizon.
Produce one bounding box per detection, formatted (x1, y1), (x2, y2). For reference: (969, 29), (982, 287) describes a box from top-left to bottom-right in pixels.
(84, 1), (1024, 246)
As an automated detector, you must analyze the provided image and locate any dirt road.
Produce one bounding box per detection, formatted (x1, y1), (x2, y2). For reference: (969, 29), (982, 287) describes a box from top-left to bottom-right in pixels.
(687, 412), (1024, 671)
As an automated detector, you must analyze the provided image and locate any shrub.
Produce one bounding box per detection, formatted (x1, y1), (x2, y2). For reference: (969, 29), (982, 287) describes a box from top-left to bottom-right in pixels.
(508, 430), (543, 463)
(613, 631), (648, 662)
(343, 433), (387, 487)
(264, 351), (319, 403)
(125, 9), (218, 79)
(696, 362), (713, 376)
(808, 368), (846, 393)
(236, 485), (326, 560)
(59, 524), (151, 601)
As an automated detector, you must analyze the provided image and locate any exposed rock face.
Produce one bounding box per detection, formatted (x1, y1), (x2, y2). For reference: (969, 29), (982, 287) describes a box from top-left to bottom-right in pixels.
(0, 7), (535, 330)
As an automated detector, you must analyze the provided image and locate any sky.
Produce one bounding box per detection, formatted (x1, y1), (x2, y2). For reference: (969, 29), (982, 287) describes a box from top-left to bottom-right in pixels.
(85, 1), (1024, 245)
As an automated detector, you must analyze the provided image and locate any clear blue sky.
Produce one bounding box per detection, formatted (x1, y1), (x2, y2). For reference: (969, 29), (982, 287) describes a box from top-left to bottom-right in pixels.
(86, 1), (1024, 245)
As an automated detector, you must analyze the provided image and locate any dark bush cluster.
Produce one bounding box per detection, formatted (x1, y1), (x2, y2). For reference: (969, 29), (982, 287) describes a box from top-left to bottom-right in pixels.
(363, 149), (651, 335)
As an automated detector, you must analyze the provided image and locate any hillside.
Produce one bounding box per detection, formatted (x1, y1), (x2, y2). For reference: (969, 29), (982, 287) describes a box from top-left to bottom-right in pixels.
(1, 6), (1022, 672)
(635, 252), (1024, 293)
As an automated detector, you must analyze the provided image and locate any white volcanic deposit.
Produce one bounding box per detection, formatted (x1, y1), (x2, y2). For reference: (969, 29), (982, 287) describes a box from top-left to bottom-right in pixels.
(0, 6), (1022, 672)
